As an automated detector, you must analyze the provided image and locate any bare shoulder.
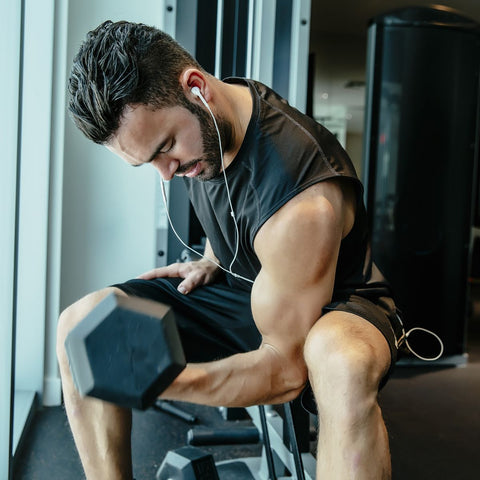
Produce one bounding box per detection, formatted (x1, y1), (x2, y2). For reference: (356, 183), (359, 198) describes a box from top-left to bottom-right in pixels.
(254, 179), (356, 254)
(253, 178), (357, 290)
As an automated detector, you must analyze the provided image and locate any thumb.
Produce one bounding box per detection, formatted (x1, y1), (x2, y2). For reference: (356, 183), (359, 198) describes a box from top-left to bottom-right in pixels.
(176, 270), (203, 295)
(177, 281), (189, 295)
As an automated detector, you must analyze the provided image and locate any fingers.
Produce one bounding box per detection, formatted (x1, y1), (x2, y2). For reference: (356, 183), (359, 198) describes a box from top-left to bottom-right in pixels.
(136, 264), (182, 280)
(136, 261), (219, 295)
(177, 268), (209, 295)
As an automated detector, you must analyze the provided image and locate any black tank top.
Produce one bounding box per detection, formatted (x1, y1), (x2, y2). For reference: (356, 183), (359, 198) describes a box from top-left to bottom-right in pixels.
(184, 79), (390, 297)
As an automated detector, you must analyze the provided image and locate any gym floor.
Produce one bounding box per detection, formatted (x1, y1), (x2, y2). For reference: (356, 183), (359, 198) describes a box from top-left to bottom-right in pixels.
(14, 283), (480, 480)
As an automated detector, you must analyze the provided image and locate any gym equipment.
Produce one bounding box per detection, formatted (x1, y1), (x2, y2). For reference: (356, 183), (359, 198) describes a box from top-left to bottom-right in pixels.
(364, 5), (480, 360)
(157, 403), (317, 480)
(64, 292), (317, 477)
(64, 292), (186, 410)
(154, 399), (198, 424)
(187, 425), (260, 446)
(157, 446), (220, 480)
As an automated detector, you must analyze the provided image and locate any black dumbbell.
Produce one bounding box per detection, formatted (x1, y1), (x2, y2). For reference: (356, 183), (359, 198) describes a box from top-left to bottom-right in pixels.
(157, 446), (219, 480)
(64, 292), (186, 410)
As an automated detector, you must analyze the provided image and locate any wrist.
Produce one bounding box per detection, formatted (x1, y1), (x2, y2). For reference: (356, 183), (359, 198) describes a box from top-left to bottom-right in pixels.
(199, 258), (221, 274)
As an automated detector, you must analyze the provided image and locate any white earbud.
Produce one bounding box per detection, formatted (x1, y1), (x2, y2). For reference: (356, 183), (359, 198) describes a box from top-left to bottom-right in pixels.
(191, 86), (210, 109)
(191, 86), (202, 99)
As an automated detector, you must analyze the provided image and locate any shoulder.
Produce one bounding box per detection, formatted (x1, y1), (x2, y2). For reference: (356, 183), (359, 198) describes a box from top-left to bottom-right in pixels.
(255, 179), (356, 246)
(253, 179), (356, 285)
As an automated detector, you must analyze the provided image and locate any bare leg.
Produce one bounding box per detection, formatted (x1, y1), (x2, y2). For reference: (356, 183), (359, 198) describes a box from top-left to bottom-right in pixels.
(56, 287), (134, 480)
(303, 311), (392, 480)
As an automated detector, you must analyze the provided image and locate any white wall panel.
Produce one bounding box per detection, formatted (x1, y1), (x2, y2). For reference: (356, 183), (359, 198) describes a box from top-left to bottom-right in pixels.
(0, 0), (22, 476)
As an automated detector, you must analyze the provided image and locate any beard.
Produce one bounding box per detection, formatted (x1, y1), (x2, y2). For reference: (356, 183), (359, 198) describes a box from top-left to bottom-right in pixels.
(180, 99), (234, 181)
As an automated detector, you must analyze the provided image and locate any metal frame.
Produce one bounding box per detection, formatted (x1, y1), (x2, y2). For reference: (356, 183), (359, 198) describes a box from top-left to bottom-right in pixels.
(214, 406), (316, 480)
(248, 0), (311, 112)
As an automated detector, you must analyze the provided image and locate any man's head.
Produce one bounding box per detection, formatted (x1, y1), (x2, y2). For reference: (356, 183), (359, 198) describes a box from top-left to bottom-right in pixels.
(68, 20), (202, 145)
(69, 20), (234, 181)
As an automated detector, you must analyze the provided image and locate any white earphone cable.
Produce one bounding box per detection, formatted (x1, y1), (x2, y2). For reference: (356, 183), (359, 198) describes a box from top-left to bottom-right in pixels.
(395, 312), (444, 361)
(160, 86), (253, 284)
(162, 88), (445, 361)
(160, 180), (254, 284)
(193, 90), (243, 276)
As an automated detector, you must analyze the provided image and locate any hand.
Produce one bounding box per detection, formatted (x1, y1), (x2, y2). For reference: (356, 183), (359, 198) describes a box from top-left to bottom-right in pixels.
(137, 259), (221, 295)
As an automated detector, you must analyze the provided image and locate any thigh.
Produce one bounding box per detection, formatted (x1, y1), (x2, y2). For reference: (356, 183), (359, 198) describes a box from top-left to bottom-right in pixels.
(112, 277), (262, 363)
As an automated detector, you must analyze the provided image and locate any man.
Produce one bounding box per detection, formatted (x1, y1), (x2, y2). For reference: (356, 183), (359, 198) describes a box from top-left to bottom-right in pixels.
(57, 20), (403, 480)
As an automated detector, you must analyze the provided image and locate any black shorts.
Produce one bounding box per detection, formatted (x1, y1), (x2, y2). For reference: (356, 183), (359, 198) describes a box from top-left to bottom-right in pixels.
(112, 277), (262, 362)
(112, 277), (403, 414)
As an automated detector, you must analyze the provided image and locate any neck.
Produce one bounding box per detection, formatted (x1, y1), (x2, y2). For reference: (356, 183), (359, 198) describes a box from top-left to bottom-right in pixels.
(220, 82), (253, 166)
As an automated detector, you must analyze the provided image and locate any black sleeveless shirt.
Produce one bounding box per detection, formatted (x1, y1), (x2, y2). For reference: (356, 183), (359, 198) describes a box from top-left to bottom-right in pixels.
(183, 79), (390, 297)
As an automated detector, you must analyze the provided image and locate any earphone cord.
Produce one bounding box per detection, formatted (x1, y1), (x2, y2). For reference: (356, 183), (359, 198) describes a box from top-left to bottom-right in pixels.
(162, 92), (445, 361)
(160, 180), (254, 284)
(194, 92), (244, 277)
(395, 312), (445, 361)
(159, 88), (253, 284)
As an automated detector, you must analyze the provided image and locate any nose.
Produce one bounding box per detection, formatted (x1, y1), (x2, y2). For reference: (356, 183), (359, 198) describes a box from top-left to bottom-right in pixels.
(151, 157), (179, 181)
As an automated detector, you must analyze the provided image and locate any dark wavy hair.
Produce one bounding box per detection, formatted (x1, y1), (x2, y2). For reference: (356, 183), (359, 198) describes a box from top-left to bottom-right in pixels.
(68, 20), (202, 144)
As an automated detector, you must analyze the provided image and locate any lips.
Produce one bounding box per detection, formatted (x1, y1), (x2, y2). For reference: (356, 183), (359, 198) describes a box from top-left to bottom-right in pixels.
(184, 161), (201, 178)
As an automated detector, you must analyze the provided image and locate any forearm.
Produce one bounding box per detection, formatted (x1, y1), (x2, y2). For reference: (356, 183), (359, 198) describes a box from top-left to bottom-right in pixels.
(160, 346), (307, 407)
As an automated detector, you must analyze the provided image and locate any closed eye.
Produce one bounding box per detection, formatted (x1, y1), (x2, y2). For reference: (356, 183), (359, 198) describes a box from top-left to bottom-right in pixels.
(145, 139), (174, 164)
(133, 139), (175, 168)
(159, 139), (175, 155)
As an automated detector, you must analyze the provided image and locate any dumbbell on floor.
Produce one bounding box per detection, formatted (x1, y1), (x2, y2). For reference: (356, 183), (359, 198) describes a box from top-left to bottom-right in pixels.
(64, 292), (186, 410)
(157, 446), (220, 480)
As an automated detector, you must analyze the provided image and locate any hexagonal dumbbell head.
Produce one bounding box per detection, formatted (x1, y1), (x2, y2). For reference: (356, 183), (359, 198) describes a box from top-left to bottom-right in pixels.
(157, 446), (219, 480)
(64, 293), (186, 410)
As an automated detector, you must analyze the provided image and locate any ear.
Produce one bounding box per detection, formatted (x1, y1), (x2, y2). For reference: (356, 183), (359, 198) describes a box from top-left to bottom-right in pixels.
(180, 68), (212, 103)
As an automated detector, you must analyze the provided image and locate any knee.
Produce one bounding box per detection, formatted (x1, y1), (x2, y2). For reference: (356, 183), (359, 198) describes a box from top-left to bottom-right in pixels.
(303, 318), (389, 400)
(56, 287), (123, 367)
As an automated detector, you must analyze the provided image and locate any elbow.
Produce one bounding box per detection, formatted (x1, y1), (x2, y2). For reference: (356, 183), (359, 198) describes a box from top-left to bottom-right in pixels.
(270, 363), (309, 405)
(277, 385), (307, 405)
(285, 371), (309, 403)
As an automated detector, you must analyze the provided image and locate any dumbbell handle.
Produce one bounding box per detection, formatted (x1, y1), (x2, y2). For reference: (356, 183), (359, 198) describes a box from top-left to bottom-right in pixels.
(154, 400), (197, 424)
(187, 426), (260, 446)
